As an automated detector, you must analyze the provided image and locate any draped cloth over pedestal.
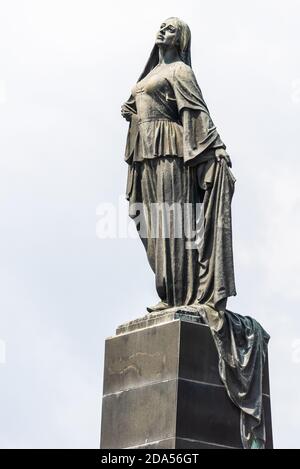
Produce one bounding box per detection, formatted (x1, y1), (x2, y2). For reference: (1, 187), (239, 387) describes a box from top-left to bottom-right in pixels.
(200, 307), (270, 449)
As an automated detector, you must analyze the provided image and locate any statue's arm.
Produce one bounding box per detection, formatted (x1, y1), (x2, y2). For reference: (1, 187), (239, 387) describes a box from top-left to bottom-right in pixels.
(180, 107), (232, 166)
(172, 63), (232, 167)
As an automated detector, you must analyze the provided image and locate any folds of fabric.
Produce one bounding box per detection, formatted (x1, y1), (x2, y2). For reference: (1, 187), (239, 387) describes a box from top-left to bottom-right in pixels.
(200, 307), (270, 449)
(197, 158), (237, 311)
(132, 119), (183, 162)
(128, 157), (202, 306)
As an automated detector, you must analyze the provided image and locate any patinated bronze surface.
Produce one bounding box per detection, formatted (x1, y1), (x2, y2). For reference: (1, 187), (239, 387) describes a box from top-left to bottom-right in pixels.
(122, 18), (235, 316)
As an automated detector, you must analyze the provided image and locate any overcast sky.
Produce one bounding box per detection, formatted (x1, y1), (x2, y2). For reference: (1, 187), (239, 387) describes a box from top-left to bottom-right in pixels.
(0, 0), (300, 449)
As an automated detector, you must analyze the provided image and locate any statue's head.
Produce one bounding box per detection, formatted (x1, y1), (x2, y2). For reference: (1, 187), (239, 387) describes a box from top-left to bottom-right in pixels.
(137, 17), (191, 82)
(155, 17), (191, 61)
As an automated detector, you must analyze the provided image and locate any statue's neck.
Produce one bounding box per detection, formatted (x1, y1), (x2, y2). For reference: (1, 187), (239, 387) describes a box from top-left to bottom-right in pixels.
(158, 46), (180, 65)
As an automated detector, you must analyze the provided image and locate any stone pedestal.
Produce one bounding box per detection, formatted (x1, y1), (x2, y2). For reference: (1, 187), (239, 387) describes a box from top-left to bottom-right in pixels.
(100, 314), (273, 449)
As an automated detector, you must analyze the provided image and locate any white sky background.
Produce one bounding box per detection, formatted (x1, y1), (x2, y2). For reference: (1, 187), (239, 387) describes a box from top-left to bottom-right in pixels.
(0, 0), (299, 449)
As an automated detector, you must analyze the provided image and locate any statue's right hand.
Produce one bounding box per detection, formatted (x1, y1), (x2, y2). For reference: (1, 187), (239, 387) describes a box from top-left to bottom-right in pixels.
(121, 105), (132, 122)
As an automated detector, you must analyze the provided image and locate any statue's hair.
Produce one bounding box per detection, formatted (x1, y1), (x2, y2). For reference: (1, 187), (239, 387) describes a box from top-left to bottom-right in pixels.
(166, 17), (191, 66)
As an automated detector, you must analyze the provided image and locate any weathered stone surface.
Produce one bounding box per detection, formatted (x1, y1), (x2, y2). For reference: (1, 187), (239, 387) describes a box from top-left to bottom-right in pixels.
(101, 380), (178, 449)
(103, 320), (180, 395)
(100, 319), (273, 449)
(116, 306), (204, 335)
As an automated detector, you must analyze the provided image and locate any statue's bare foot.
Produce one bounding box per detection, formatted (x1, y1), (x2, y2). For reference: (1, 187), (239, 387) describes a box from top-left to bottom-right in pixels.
(147, 301), (169, 313)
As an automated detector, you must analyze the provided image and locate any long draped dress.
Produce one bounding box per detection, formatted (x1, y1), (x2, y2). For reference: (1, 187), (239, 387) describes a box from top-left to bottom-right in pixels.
(123, 60), (236, 311)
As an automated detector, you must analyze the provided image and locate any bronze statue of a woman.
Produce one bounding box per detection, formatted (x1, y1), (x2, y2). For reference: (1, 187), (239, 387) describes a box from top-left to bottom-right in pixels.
(120, 17), (271, 450)
(122, 17), (236, 316)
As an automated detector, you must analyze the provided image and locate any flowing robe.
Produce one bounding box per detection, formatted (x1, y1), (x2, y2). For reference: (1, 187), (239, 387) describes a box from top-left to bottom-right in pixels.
(123, 61), (236, 310)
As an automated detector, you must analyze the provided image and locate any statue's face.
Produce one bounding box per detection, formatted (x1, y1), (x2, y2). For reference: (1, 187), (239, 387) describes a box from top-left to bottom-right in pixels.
(155, 19), (178, 48)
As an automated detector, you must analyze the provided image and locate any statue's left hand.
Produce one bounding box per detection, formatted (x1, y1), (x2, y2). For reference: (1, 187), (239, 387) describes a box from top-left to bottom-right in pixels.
(215, 148), (232, 168)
